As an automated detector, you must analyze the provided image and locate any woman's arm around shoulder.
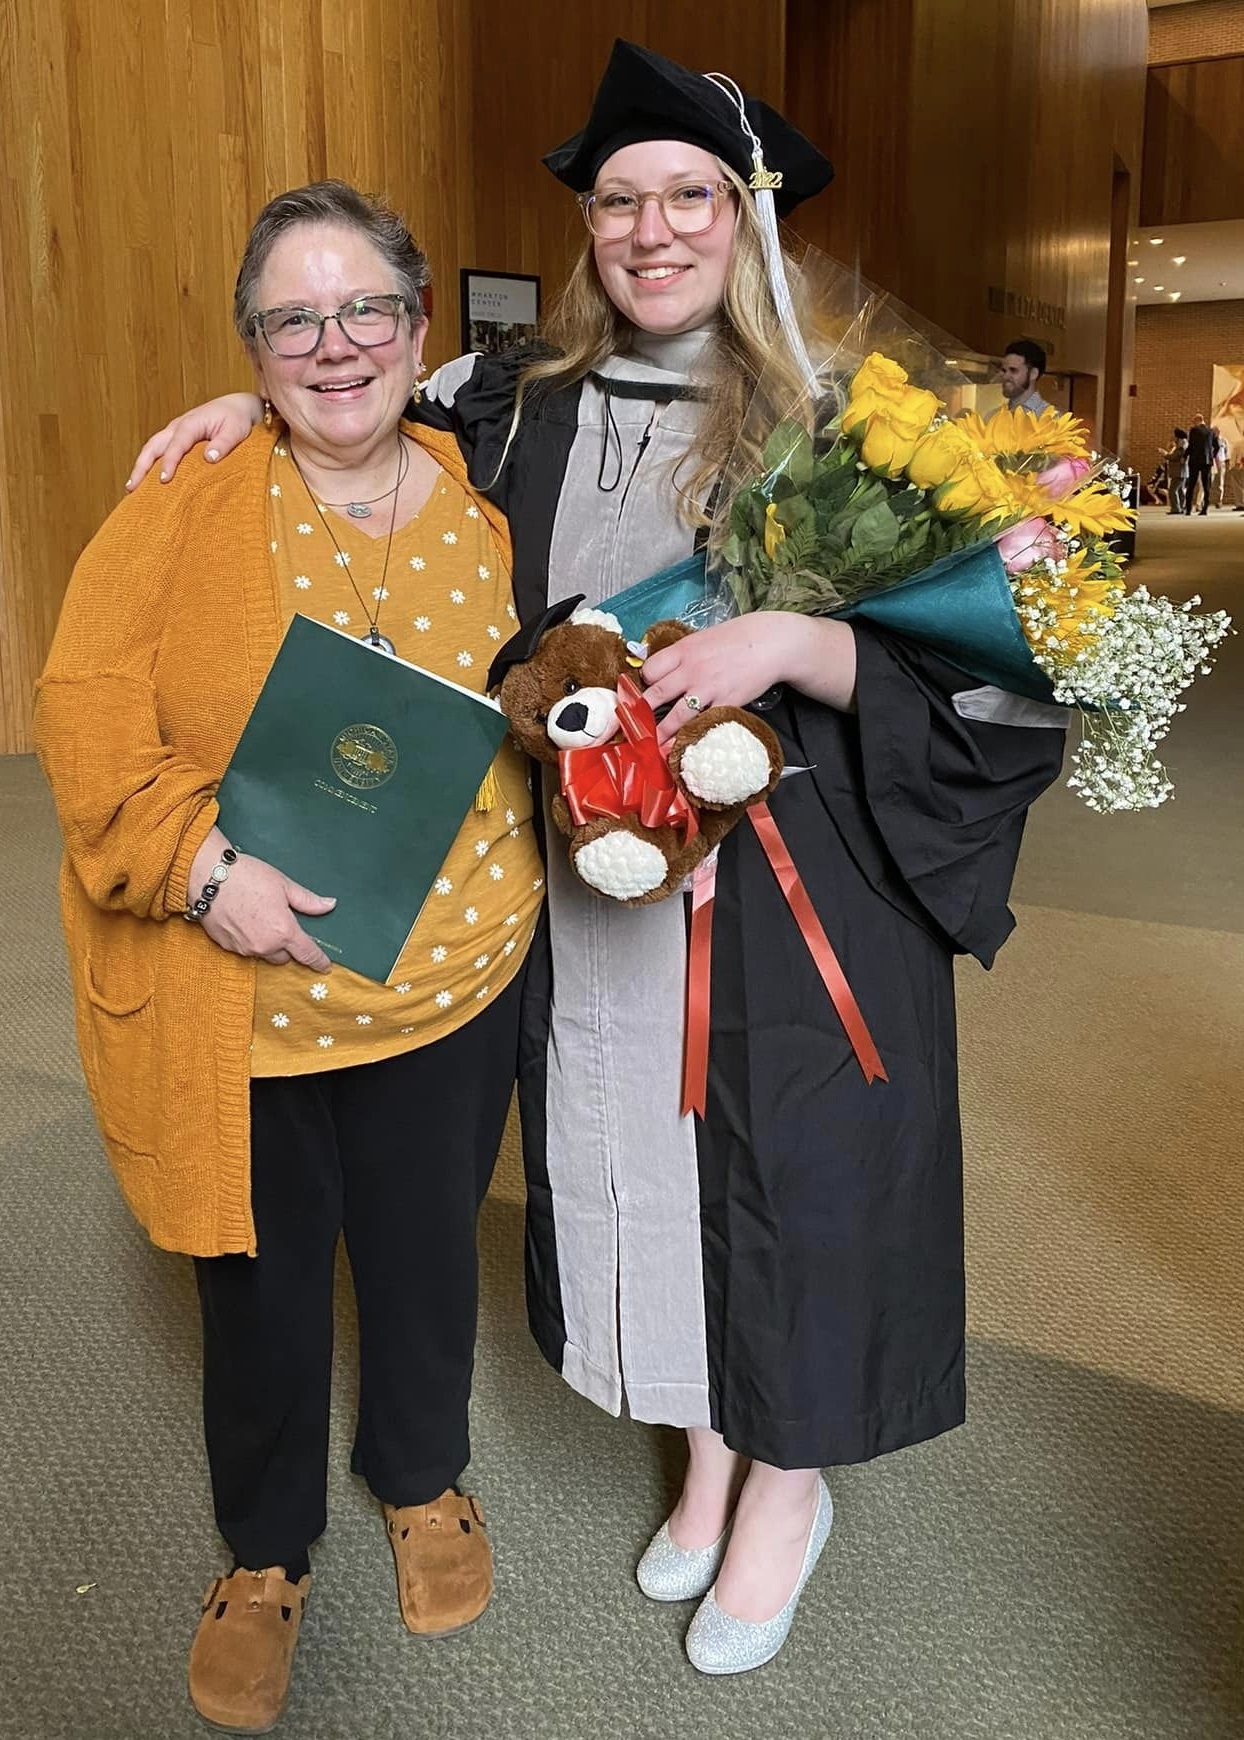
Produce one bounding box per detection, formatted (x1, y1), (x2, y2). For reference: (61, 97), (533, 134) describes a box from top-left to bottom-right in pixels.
(127, 392), (264, 489)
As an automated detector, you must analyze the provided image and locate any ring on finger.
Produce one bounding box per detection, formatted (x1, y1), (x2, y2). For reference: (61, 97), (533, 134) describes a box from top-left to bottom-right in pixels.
(684, 693), (704, 713)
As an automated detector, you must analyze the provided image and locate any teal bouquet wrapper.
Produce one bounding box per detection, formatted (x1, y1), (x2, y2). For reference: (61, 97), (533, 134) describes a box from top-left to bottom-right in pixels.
(835, 542), (1057, 703)
(598, 552), (731, 643)
(602, 545), (1057, 704)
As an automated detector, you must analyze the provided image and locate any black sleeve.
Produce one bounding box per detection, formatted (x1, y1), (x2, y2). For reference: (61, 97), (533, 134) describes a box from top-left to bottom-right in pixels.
(411, 346), (546, 516)
(847, 623), (1065, 966)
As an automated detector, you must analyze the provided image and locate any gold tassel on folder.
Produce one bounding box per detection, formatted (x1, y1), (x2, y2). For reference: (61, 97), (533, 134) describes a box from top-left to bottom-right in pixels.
(474, 764), (498, 812)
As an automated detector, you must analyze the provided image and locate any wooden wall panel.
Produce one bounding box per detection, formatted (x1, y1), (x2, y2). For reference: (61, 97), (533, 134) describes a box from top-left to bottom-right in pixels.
(786, 0), (1148, 423)
(1140, 56), (1244, 225)
(0, 0), (473, 754)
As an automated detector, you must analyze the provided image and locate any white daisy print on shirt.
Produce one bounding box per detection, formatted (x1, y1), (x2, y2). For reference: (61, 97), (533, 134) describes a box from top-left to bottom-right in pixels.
(505, 809), (516, 826)
(475, 986), (491, 1000)
(474, 840), (489, 858)
(270, 540), (279, 553)
(434, 877), (453, 895)
(464, 906), (479, 925)
(533, 877), (544, 890)
(504, 913), (519, 927)
(503, 939), (517, 956)
(435, 990), (453, 1009)
(309, 982), (328, 1001)
(442, 531), (458, 545)
(332, 611), (350, 626)
(477, 565), (491, 581)
(270, 484), (282, 497)
(414, 616), (431, 632)
(271, 1012), (289, 1028)
(487, 625), (501, 640)
(356, 1014), (373, 1026)
(465, 503), (480, 519)
(457, 651), (474, 668)
(430, 946), (448, 964)
(506, 604), (517, 620)
(450, 589), (465, 605)
(410, 556), (426, 570)
(489, 863), (504, 881)
(394, 981), (412, 994)
(294, 575), (311, 590)
(317, 1035), (334, 1048)
(474, 955), (490, 970)
(372, 586), (389, 602)
(334, 551), (351, 568)
(297, 522), (313, 535)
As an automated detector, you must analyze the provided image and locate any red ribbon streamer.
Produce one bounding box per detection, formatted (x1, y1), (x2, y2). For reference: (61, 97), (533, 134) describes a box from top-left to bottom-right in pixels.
(680, 798), (888, 1119)
(680, 856), (718, 1118)
(559, 673), (698, 842)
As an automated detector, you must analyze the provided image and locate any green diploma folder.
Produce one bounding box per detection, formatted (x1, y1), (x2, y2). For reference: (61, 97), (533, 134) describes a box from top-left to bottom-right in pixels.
(216, 614), (511, 983)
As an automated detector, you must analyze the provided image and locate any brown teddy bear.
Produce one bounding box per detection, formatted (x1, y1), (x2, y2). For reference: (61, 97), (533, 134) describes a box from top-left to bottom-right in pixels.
(488, 596), (783, 904)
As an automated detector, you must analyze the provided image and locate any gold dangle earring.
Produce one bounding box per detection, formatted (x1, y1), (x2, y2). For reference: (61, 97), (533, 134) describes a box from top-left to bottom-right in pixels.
(410, 374), (425, 406)
(262, 398), (275, 429)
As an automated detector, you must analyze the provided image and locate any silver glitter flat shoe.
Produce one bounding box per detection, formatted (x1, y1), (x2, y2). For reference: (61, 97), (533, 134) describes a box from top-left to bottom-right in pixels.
(684, 1478), (833, 1675)
(636, 1518), (731, 1602)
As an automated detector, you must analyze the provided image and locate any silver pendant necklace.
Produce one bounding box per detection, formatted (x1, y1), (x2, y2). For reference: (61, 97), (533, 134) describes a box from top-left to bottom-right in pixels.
(287, 437), (409, 653)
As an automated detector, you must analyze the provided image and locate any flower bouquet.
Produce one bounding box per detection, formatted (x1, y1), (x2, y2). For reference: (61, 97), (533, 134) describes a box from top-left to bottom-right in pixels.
(709, 270), (1230, 811)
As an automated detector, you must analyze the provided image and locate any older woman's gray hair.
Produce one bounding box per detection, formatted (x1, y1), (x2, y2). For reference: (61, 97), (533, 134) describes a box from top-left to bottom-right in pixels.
(233, 180), (431, 341)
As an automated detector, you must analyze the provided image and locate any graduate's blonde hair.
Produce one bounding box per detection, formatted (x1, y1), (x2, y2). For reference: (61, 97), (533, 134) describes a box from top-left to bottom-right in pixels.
(504, 164), (812, 520)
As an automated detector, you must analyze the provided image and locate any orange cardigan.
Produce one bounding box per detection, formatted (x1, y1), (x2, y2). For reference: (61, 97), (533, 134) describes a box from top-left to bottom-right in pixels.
(34, 426), (513, 1257)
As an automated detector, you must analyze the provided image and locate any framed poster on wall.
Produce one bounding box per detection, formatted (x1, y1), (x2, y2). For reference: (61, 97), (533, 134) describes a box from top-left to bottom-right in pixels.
(460, 270), (540, 357)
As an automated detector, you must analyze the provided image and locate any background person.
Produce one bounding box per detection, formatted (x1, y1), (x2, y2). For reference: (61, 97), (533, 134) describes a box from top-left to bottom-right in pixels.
(1184, 415), (1216, 515)
(997, 336), (1051, 416)
(1165, 426), (1189, 514)
(35, 181), (541, 1734)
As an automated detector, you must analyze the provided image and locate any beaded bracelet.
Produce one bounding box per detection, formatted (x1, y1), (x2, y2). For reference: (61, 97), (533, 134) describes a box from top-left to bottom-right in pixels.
(183, 846), (237, 921)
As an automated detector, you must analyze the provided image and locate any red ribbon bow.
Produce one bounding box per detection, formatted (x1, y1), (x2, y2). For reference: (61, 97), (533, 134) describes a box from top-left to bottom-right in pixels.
(559, 673), (699, 842)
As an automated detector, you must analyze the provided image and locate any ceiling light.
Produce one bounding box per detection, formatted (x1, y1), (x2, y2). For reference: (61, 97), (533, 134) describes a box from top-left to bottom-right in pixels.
(1127, 258), (1139, 266)
(1134, 276), (1145, 283)
(1153, 285), (1165, 292)
(1172, 256), (1186, 266)
(1149, 237), (1164, 245)
(1169, 292), (1180, 302)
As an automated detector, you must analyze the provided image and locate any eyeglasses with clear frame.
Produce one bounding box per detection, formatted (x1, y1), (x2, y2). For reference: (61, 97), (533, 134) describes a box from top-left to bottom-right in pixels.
(249, 293), (411, 357)
(577, 181), (736, 241)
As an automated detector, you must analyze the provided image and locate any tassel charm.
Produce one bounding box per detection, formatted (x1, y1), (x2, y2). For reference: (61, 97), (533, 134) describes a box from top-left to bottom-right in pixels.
(474, 764), (499, 812)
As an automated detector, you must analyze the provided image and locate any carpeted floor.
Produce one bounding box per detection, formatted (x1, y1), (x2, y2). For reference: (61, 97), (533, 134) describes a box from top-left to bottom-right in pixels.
(1, 509), (1241, 1739)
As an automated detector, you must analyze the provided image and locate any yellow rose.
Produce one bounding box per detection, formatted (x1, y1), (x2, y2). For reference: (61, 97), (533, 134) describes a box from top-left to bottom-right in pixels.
(763, 501), (787, 560)
(859, 406), (924, 476)
(849, 352), (912, 401)
(907, 422), (975, 489)
(934, 455), (1011, 520)
(842, 381), (939, 440)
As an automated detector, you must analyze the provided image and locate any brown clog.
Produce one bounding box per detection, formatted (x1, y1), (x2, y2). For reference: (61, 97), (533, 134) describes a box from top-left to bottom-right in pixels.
(384, 1489), (493, 1637)
(188, 1566), (310, 1733)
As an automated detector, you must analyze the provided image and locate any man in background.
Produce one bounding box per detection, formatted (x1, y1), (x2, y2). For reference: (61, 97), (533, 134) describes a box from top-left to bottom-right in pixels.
(998, 338), (1052, 416)
(1184, 416), (1216, 515)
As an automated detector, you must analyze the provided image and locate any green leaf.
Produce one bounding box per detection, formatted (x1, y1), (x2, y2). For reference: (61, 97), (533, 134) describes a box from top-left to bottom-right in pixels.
(849, 502), (902, 559)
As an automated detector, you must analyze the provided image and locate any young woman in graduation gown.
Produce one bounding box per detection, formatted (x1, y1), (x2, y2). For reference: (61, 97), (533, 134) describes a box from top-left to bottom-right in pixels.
(129, 41), (1066, 1675)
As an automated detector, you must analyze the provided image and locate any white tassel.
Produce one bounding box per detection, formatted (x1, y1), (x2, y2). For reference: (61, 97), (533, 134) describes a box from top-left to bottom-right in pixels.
(704, 72), (820, 401)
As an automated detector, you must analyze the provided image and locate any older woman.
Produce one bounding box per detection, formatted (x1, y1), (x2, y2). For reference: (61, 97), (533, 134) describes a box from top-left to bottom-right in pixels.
(36, 181), (542, 1732)
(132, 43), (1065, 1680)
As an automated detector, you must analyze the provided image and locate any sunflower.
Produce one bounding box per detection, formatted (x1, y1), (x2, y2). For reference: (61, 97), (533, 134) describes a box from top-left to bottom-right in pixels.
(1013, 547), (1122, 661)
(1054, 484), (1135, 539)
(982, 406), (1093, 465)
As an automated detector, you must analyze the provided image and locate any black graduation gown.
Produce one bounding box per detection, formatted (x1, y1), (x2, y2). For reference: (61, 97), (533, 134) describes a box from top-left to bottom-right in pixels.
(417, 349), (1065, 1468)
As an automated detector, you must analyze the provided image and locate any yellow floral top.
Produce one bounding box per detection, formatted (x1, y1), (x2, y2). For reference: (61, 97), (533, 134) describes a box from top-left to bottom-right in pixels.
(250, 426), (543, 1076)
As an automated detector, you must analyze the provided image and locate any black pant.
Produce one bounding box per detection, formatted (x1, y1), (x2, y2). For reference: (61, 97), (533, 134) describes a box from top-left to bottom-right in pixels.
(1184, 462), (1213, 512)
(193, 972), (522, 1570)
